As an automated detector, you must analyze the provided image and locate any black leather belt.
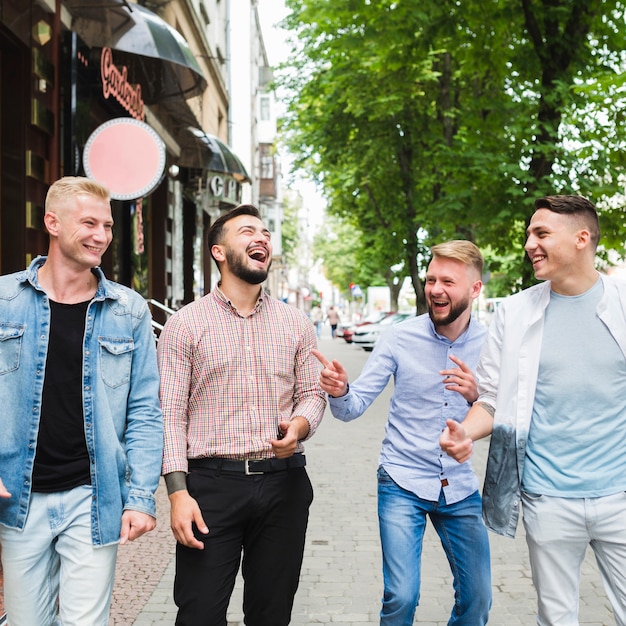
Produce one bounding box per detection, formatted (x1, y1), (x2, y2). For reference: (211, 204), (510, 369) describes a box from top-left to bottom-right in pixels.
(188, 454), (306, 475)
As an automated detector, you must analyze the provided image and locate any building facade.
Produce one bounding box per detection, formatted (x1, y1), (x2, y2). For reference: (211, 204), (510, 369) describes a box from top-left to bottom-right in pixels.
(0, 0), (261, 327)
(229, 0), (283, 299)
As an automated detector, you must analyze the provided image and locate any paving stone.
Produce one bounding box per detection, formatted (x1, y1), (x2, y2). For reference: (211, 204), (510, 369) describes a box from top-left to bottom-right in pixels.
(123, 336), (618, 625)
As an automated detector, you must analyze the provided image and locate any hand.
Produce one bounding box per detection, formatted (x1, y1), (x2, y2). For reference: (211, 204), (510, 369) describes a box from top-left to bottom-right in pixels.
(440, 355), (479, 403)
(270, 417), (309, 458)
(440, 419), (474, 463)
(169, 490), (209, 550)
(311, 349), (349, 397)
(0, 477), (11, 498)
(119, 510), (156, 544)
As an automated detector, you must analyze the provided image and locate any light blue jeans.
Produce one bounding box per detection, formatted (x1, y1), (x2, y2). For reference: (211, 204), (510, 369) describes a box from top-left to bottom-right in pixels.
(522, 491), (626, 626)
(0, 484), (118, 626)
(377, 467), (491, 626)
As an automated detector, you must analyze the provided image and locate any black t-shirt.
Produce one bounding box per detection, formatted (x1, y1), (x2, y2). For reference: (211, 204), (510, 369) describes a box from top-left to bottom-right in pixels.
(32, 299), (91, 492)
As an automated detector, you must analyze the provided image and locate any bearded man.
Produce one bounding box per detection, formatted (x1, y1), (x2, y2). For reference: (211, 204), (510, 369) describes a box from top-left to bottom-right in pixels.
(314, 240), (492, 626)
(158, 204), (326, 626)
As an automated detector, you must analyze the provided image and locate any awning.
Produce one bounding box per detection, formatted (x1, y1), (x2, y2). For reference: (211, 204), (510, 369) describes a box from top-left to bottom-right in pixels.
(66, 0), (206, 100)
(186, 128), (251, 183)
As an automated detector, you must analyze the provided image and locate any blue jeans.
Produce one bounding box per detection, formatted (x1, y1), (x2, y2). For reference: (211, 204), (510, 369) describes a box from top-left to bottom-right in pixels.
(377, 467), (491, 626)
(0, 485), (118, 626)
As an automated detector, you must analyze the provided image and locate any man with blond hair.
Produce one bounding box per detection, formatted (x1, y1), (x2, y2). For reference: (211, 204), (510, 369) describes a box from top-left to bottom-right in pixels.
(0, 176), (163, 626)
(315, 240), (491, 626)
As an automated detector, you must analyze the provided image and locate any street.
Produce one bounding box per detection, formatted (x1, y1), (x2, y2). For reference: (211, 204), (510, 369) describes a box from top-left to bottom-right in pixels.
(115, 332), (615, 625)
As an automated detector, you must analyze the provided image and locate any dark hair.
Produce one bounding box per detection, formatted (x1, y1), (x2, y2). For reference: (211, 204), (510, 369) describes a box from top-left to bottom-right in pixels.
(206, 204), (262, 262)
(534, 195), (600, 249)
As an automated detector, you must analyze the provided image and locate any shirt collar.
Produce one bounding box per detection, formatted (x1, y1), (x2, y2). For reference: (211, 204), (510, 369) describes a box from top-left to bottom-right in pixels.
(213, 282), (265, 317)
(427, 314), (476, 345)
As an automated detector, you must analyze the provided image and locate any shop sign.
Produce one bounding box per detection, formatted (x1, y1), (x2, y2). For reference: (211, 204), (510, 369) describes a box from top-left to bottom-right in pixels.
(207, 174), (239, 204)
(83, 117), (166, 200)
(101, 47), (145, 121)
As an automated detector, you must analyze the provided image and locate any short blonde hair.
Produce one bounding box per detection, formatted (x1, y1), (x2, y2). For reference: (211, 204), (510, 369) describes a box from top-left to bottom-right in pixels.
(430, 240), (484, 277)
(45, 176), (110, 214)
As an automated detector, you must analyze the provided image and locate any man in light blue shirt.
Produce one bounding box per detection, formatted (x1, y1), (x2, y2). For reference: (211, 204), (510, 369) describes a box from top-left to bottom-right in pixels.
(314, 240), (491, 626)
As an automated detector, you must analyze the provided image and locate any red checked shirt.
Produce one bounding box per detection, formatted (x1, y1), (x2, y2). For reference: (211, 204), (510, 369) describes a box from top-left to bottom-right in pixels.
(158, 286), (326, 474)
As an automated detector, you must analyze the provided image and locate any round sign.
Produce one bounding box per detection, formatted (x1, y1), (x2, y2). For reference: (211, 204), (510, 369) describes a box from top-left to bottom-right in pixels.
(83, 117), (166, 201)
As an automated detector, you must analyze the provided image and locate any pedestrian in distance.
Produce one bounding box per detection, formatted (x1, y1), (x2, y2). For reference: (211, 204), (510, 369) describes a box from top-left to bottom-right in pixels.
(0, 176), (163, 626)
(326, 305), (341, 339)
(311, 303), (323, 339)
(158, 204), (326, 626)
(314, 240), (492, 626)
(441, 194), (626, 625)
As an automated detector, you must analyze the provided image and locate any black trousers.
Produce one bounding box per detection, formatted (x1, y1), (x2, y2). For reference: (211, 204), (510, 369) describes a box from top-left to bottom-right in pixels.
(174, 464), (313, 626)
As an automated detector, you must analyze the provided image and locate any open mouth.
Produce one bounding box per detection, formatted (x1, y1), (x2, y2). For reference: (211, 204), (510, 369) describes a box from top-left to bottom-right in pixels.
(248, 246), (268, 263)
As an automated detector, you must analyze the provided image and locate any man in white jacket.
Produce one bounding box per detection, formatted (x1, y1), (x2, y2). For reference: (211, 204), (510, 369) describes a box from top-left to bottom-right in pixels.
(441, 195), (626, 626)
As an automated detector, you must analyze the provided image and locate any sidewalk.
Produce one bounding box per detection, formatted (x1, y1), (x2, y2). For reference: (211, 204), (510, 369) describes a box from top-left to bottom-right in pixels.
(111, 334), (617, 625)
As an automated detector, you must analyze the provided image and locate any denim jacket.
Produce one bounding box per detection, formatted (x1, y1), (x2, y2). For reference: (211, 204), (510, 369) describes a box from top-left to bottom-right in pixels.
(0, 257), (163, 545)
(477, 275), (626, 537)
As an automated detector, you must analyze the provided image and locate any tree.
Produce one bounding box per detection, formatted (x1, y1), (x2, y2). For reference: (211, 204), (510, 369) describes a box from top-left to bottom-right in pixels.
(312, 213), (408, 310)
(277, 0), (626, 305)
(280, 194), (300, 266)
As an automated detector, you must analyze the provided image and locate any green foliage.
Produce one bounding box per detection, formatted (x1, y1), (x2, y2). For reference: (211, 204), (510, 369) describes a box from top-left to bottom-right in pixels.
(277, 0), (626, 304)
(311, 214), (393, 293)
(280, 194), (300, 265)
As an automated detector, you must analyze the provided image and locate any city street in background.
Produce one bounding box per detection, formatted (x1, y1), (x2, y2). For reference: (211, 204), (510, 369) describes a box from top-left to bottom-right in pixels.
(115, 334), (614, 626)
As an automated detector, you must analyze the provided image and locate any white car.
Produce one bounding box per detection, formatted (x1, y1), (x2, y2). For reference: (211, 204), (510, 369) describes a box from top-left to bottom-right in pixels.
(352, 312), (414, 351)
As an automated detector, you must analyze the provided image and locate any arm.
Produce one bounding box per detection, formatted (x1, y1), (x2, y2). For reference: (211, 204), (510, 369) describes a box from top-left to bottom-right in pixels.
(275, 347), (348, 447)
(440, 402), (495, 463)
(312, 329), (396, 422)
(440, 311), (505, 463)
(312, 349), (349, 397)
(158, 316), (209, 550)
(164, 472), (209, 550)
(121, 302), (163, 533)
(440, 354), (479, 404)
(119, 510), (156, 544)
(285, 319), (327, 441)
(270, 416), (312, 459)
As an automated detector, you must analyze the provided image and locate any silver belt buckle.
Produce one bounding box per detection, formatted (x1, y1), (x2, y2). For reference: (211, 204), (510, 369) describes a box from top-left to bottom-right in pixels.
(244, 460), (264, 475)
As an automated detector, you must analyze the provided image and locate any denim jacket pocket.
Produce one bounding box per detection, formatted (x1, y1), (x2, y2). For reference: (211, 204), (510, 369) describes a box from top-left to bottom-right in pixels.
(99, 336), (134, 388)
(0, 323), (25, 374)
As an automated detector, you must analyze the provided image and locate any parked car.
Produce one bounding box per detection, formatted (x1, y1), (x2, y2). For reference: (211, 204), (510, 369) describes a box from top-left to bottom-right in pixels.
(341, 311), (396, 343)
(334, 322), (351, 339)
(352, 312), (415, 351)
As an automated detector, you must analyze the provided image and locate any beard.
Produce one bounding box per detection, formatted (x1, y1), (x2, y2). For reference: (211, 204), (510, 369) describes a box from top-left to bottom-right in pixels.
(225, 247), (271, 285)
(428, 295), (470, 327)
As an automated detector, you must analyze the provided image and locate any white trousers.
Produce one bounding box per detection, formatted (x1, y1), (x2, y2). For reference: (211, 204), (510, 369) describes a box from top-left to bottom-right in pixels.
(0, 485), (118, 626)
(521, 491), (626, 626)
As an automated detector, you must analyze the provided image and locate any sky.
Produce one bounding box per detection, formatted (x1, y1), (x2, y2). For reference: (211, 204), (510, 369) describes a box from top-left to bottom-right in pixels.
(256, 0), (326, 228)
(257, 0), (290, 68)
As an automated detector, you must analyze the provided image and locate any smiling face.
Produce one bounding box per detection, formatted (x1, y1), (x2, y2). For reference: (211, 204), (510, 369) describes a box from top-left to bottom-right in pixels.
(213, 213), (272, 285)
(425, 256), (482, 333)
(524, 208), (587, 288)
(45, 192), (114, 271)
